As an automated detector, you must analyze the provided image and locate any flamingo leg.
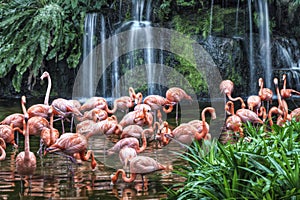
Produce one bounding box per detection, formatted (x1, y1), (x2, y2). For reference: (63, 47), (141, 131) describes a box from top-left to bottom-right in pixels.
(176, 103), (179, 126)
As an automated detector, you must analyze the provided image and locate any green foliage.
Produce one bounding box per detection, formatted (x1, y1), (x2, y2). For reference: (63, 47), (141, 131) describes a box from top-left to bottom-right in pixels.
(0, 0), (108, 92)
(167, 121), (300, 199)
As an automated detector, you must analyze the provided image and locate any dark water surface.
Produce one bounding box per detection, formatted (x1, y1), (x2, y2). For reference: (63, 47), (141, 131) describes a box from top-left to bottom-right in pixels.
(1, 98), (208, 200)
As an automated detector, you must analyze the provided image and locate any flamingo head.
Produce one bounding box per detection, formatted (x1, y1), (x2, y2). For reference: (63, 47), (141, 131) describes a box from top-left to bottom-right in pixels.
(40, 71), (49, 80)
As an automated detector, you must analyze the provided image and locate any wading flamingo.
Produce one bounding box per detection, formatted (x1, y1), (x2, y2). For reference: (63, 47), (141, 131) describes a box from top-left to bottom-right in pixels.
(166, 87), (192, 125)
(16, 96), (37, 177)
(44, 132), (97, 170)
(110, 155), (166, 185)
(0, 124), (18, 148)
(118, 146), (137, 169)
(107, 128), (151, 155)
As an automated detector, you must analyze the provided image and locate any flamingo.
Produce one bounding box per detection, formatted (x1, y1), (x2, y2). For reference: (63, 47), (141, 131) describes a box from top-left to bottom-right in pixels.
(39, 106), (60, 156)
(77, 108), (108, 122)
(44, 132), (97, 170)
(224, 101), (243, 137)
(167, 123), (200, 145)
(107, 128), (150, 155)
(0, 138), (6, 161)
(219, 80), (246, 108)
(106, 95), (135, 114)
(268, 106), (284, 127)
(258, 106), (267, 122)
(110, 155), (166, 185)
(133, 92), (152, 112)
(120, 125), (144, 139)
(247, 95), (261, 114)
(280, 74), (300, 100)
(258, 77), (273, 109)
(274, 77), (289, 122)
(154, 121), (173, 146)
(27, 71), (52, 118)
(51, 98), (83, 132)
(143, 94), (173, 122)
(118, 146), (137, 168)
(235, 107), (263, 125)
(188, 106), (216, 140)
(80, 97), (109, 112)
(15, 96), (37, 177)
(166, 87), (192, 124)
(0, 113), (24, 130)
(0, 124), (18, 148)
(119, 109), (153, 129)
(82, 118), (123, 138)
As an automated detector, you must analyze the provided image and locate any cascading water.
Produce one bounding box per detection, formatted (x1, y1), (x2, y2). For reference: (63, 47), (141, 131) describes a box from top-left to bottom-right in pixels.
(248, 0), (255, 94)
(82, 13), (98, 98)
(257, 0), (272, 89)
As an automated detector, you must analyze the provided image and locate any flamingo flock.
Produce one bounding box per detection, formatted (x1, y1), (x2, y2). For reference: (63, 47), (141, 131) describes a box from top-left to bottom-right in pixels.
(1, 71), (300, 187)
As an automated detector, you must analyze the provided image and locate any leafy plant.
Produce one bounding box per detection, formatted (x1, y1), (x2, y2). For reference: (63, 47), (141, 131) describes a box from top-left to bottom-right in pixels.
(0, 0), (108, 92)
(167, 120), (300, 199)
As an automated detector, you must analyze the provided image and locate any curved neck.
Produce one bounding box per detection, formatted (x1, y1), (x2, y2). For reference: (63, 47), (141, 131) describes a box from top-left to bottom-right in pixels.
(111, 169), (137, 184)
(268, 107), (283, 127)
(44, 74), (52, 105)
(227, 95), (245, 108)
(137, 129), (149, 153)
(106, 99), (119, 114)
(0, 146), (6, 161)
(259, 106), (267, 121)
(226, 101), (235, 115)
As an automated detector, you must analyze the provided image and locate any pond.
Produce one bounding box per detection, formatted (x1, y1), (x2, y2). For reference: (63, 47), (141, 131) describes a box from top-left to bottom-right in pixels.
(0, 97), (222, 199)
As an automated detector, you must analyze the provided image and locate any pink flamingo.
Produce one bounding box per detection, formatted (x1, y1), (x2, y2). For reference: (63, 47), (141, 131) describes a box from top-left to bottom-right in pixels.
(27, 71), (51, 118)
(280, 74), (300, 99)
(258, 77), (273, 109)
(225, 101), (243, 137)
(219, 80), (246, 108)
(44, 132), (97, 170)
(0, 138), (6, 161)
(107, 128), (151, 155)
(110, 156), (166, 185)
(247, 95), (261, 114)
(16, 96), (37, 177)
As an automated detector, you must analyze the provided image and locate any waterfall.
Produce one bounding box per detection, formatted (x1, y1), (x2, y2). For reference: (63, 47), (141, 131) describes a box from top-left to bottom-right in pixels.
(257, 0), (272, 89)
(235, 0), (240, 35)
(248, 0), (255, 94)
(82, 13), (98, 98)
(209, 0), (214, 35)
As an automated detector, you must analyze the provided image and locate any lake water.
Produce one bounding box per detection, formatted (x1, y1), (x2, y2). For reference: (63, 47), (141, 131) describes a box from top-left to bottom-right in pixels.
(0, 97), (220, 199)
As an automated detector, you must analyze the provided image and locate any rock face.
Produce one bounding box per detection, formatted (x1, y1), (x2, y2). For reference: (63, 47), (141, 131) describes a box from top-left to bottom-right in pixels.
(1, 1), (300, 98)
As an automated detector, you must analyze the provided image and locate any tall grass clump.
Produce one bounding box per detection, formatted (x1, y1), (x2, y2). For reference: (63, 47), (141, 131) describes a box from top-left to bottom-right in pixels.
(166, 120), (300, 199)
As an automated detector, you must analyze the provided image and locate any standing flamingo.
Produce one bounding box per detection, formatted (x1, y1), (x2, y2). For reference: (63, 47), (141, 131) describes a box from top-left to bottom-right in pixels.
(44, 132), (97, 170)
(0, 138), (6, 161)
(77, 108), (108, 122)
(110, 155), (166, 185)
(274, 77), (289, 123)
(167, 123), (200, 145)
(188, 107), (216, 140)
(107, 128), (150, 155)
(280, 74), (300, 100)
(258, 77), (273, 109)
(166, 87), (193, 125)
(15, 96), (37, 177)
(219, 80), (246, 108)
(143, 95), (173, 122)
(118, 146), (137, 168)
(0, 124), (18, 148)
(224, 101), (243, 137)
(247, 95), (261, 114)
(119, 109), (153, 129)
(51, 98), (83, 133)
(27, 71), (52, 118)
(0, 113), (24, 130)
(39, 106), (60, 156)
(80, 97), (109, 112)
